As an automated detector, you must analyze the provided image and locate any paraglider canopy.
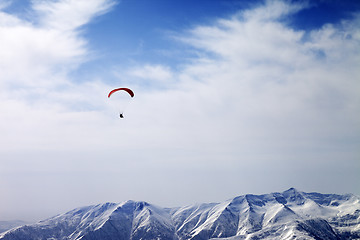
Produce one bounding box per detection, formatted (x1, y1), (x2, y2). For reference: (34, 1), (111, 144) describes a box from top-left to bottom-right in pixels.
(108, 88), (134, 98)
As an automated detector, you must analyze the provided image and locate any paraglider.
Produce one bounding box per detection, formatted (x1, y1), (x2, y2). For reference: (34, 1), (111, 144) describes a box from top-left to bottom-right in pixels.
(108, 88), (134, 118)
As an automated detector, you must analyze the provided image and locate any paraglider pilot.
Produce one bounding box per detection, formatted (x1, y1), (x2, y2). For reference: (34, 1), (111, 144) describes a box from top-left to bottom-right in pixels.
(119, 113), (124, 118)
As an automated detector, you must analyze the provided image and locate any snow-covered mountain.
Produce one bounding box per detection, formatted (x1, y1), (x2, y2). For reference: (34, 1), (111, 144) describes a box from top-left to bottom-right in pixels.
(0, 221), (28, 234)
(1, 188), (359, 240)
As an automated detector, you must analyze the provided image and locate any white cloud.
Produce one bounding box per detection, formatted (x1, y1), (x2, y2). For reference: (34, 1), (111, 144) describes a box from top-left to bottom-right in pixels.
(173, 0), (360, 137)
(0, 3), (120, 145)
(33, 0), (116, 31)
(0, 0), (115, 89)
(0, 0), (117, 154)
(0, 1), (11, 10)
(127, 64), (174, 83)
(242, 0), (306, 21)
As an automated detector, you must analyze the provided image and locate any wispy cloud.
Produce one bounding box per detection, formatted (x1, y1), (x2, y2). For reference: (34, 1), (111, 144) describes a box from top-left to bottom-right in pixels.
(126, 64), (174, 84)
(0, 0), (115, 88)
(33, 0), (116, 31)
(242, 0), (306, 21)
(0, 0), (116, 151)
(0, 1), (11, 10)
(172, 0), (360, 139)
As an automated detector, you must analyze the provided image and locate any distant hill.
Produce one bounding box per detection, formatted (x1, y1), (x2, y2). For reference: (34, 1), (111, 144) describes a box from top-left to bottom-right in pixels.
(1, 188), (359, 239)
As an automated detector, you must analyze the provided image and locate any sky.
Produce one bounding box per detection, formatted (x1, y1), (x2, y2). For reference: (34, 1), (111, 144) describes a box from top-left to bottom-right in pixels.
(0, 0), (359, 222)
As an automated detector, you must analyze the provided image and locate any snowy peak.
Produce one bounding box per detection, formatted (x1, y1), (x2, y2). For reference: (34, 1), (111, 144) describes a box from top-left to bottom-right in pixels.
(131, 201), (176, 240)
(1, 189), (359, 240)
(78, 200), (177, 240)
(171, 203), (218, 239)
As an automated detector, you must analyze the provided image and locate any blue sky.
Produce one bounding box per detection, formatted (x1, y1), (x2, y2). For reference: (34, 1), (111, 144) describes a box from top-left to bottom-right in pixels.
(0, 0), (359, 222)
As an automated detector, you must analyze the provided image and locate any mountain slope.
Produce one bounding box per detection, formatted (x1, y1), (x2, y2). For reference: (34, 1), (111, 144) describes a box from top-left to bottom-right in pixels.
(1, 188), (359, 240)
(0, 221), (28, 234)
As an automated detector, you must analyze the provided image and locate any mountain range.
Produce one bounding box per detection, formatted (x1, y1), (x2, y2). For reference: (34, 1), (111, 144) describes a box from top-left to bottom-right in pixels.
(1, 188), (359, 239)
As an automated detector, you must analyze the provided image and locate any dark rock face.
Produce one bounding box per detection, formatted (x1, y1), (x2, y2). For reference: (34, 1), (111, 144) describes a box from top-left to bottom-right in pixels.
(1, 189), (359, 240)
